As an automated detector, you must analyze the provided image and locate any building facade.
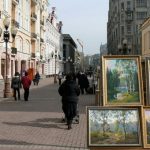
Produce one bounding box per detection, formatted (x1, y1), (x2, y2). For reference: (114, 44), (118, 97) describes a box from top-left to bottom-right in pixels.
(107, 0), (150, 55)
(63, 34), (76, 74)
(45, 7), (63, 76)
(0, 0), (49, 80)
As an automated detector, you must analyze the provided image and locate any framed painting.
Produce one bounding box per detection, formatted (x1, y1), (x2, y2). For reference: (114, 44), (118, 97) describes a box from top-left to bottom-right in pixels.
(102, 55), (143, 106)
(87, 106), (142, 147)
(145, 58), (150, 105)
(142, 107), (150, 148)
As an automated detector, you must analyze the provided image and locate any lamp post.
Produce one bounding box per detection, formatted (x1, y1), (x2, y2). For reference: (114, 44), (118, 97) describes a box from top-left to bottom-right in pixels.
(66, 56), (72, 73)
(118, 39), (131, 55)
(77, 39), (84, 71)
(0, 18), (18, 98)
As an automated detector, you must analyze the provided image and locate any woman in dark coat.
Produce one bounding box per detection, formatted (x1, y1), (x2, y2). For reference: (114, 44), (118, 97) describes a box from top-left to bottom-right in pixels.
(78, 73), (89, 94)
(58, 73), (80, 130)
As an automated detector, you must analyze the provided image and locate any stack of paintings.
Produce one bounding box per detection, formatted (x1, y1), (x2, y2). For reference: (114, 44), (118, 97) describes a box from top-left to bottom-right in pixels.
(87, 55), (150, 149)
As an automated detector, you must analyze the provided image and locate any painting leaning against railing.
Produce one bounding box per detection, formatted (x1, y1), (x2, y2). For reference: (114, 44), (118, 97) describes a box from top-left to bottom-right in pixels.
(87, 107), (141, 147)
(103, 56), (143, 105)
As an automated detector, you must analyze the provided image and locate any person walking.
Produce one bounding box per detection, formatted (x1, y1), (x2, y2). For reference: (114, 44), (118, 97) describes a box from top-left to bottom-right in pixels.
(11, 72), (21, 100)
(33, 71), (41, 85)
(78, 72), (89, 94)
(21, 71), (31, 101)
(58, 71), (63, 85)
(58, 73), (80, 130)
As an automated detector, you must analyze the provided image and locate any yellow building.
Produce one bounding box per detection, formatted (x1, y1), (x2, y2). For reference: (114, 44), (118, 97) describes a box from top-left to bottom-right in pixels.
(0, 0), (48, 80)
(141, 17), (150, 58)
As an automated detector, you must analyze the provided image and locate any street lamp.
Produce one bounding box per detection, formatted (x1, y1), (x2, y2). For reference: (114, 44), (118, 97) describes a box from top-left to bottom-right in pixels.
(0, 18), (18, 98)
(63, 56), (72, 73)
(77, 39), (84, 71)
(118, 39), (131, 55)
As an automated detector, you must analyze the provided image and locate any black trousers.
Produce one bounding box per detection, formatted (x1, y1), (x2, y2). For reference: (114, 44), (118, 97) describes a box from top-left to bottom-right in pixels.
(80, 87), (88, 94)
(62, 102), (77, 125)
(13, 88), (20, 100)
(58, 79), (62, 85)
(24, 88), (29, 101)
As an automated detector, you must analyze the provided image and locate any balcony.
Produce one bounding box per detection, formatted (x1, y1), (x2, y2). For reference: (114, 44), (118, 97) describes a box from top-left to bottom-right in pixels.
(40, 20), (46, 31)
(12, 0), (19, 5)
(40, 5), (44, 11)
(31, 13), (37, 22)
(126, 8), (133, 12)
(40, 38), (44, 43)
(40, 20), (44, 26)
(40, 55), (43, 59)
(31, 53), (36, 58)
(11, 47), (17, 55)
(31, 0), (38, 5)
(11, 19), (19, 28)
(31, 32), (37, 41)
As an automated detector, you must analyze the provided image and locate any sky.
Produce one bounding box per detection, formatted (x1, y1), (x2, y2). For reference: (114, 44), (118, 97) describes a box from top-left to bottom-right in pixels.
(49, 0), (109, 55)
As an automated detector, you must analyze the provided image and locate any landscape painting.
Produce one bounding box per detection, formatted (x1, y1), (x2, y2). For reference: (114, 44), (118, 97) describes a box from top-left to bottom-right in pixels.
(103, 56), (142, 105)
(87, 107), (141, 147)
(143, 108), (150, 148)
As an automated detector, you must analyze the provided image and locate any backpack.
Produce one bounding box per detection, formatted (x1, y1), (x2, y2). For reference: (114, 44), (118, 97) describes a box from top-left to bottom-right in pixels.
(12, 77), (19, 89)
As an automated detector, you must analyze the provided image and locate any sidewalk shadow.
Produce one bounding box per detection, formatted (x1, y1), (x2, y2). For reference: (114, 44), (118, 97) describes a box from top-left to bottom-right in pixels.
(33, 117), (62, 123)
(3, 117), (66, 130)
(0, 139), (33, 145)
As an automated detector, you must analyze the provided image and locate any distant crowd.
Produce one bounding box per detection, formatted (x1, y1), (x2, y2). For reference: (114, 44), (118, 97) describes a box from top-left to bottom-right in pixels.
(58, 71), (97, 95)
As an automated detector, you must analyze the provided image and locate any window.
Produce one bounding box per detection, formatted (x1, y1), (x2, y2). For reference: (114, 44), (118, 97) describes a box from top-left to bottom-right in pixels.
(17, 0), (23, 27)
(25, 0), (30, 31)
(127, 12), (133, 20)
(136, 0), (147, 7)
(4, 0), (9, 12)
(16, 37), (23, 52)
(127, 25), (132, 34)
(136, 25), (139, 32)
(121, 13), (124, 21)
(121, 26), (124, 35)
(136, 12), (147, 19)
(127, 36), (132, 44)
(127, 1), (131, 10)
(121, 2), (124, 11)
(25, 40), (30, 53)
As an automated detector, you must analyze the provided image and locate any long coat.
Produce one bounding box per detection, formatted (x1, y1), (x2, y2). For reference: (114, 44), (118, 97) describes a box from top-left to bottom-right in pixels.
(78, 74), (89, 88)
(58, 79), (80, 121)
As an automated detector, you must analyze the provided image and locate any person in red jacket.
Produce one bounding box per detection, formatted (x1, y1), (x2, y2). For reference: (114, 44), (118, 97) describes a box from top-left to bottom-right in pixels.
(21, 71), (31, 101)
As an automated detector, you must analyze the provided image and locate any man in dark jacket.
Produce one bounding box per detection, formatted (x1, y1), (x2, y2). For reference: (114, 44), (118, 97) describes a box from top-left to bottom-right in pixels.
(58, 73), (80, 130)
(11, 72), (21, 100)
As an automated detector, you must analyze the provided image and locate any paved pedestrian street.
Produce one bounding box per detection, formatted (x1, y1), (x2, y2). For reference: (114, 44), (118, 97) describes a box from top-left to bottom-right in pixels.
(0, 78), (95, 150)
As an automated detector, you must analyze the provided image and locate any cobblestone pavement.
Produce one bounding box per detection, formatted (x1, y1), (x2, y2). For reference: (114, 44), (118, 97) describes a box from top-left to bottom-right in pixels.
(0, 78), (95, 150)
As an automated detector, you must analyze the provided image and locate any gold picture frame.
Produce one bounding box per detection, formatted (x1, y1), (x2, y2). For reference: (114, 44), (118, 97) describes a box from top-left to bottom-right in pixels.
(87, 106), (142, 147)
(102, 55), (143, 106)
(142, 106), (150, 148)
(145, 58), (150, 105)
